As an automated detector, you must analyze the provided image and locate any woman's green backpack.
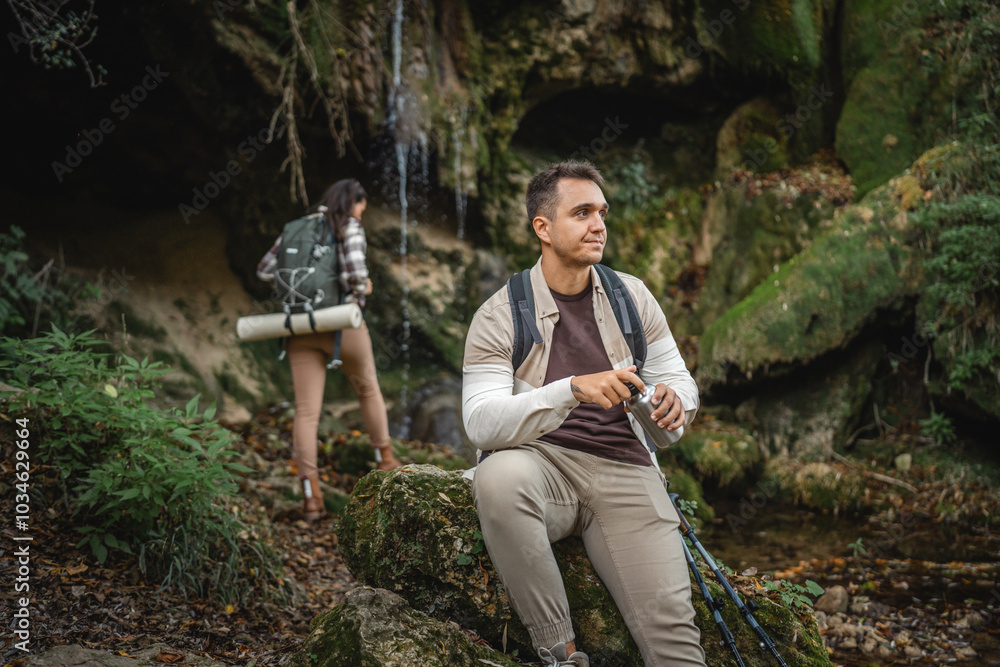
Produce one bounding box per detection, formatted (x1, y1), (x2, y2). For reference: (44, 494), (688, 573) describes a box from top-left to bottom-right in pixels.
(274, 213), (341, 325)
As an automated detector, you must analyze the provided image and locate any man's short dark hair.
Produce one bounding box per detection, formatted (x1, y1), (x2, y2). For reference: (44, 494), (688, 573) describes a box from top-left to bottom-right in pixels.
(526, 161), (605, 225)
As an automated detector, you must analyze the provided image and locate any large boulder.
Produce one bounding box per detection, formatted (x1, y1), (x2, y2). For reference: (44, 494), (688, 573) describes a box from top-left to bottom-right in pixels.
(328, 464), (830, 665)
(696, 181), (921, 391)
(286, 587), (521, 667)
(834, 0), (976, 196)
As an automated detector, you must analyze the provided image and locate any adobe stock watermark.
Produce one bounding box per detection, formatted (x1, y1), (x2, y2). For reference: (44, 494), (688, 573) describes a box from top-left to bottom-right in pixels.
(684, 0), (751, 60)
(877, 0), (933, 41)
(92, 267), (136, 306)
(725, 477), (782, 534)
(178, 112), (289, 224)
(731, 84), (835, 179)
(50, 64), (170, 183)
(567, 116), (630, 162)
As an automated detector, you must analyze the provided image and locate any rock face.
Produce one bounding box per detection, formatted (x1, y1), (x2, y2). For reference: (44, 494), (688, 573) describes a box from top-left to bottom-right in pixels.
(697, 187), (920, 392)
(836, 0), (948, 196)
(319, 464), (832, 666)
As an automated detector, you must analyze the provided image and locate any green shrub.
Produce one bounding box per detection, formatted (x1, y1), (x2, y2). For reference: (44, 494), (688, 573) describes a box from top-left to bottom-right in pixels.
(0, 226), (49, 335)
(0, 327), (295, 604)
(0, 225), (91, 338)
(919, 410), (958, 445)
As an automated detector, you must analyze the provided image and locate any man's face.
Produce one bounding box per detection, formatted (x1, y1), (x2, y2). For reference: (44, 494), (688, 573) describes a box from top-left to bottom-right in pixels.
(537, 178), (608, 270)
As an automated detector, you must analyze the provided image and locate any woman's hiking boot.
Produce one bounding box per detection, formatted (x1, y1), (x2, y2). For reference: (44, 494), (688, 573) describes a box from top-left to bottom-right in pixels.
(374, 443), (402, 471)
(300, 474), (326, 522)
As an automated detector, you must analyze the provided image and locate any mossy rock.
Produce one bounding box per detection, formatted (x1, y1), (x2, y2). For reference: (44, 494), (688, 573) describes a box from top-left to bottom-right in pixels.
(336, 465), (830, 665)
(697, 190), (919, 390)
(760, 456), (870, 513)
(693, 184), (839, 334)
(660, 418), (763, 491)
(835, 0), (952, 196)
(286, 587), (522, 667)
(734, 340), (881, 458)
(658, 464), (714, 525)
(715, 96), (790, 175)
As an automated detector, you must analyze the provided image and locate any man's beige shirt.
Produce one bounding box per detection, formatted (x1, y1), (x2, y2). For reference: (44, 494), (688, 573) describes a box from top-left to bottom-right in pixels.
(462, 257), (699, 467)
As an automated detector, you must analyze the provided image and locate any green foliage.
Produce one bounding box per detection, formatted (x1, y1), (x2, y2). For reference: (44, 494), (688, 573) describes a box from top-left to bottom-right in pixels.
(8, 0), (107, 87)
(919, 410), (958, 445)
(0, 226), (46, 334)
(916, 195), (1000, 308)
(847, 537), (867, 558)
(675, 497), (698, 519)
(605, 144), (657, 212)
(0, 327), (292, 604)
(0, 226), (93, 338)
(763, 579), (825, 612)
(911, 151), (1000, 401)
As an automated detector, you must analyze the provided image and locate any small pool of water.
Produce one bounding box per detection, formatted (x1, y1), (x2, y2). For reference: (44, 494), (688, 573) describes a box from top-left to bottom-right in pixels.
(702, 501), (867, 573)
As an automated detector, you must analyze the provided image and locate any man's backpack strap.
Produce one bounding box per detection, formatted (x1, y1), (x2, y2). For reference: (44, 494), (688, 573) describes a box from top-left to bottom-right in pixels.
(507, 269), (543, 373)
(594, 264), (646, 372)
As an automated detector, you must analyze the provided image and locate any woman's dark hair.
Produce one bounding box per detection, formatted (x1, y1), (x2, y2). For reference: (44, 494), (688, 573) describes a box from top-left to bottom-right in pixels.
(315, 179), (368, 242)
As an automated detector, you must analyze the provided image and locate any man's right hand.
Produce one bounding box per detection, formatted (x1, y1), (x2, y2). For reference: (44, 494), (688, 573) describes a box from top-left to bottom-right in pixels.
(570, 366), (643, 409)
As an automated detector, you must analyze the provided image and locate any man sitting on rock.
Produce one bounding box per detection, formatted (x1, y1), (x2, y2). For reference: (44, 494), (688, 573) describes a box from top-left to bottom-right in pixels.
(462, 161), (707, 666)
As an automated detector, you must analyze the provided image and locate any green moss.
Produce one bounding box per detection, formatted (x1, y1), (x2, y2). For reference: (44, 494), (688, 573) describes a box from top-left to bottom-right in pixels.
(692, 573), (829, 665)
(658, 465), (715, 525)
(698, 200), (916, 387)
(337, 465), (828, 664)
(705, 0), (826, 80)
(289, 587), (524, 667)
(694, 187), (838, 334)
(836, 0), (960, 196)
(760, 457), (870, 512)
(664, 422), (762, 491)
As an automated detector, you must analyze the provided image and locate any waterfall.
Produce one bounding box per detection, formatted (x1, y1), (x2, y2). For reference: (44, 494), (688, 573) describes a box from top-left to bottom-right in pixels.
(387, 0), (404, 131)
(452, 108), (469, 240)
(390, 0), (412, 437)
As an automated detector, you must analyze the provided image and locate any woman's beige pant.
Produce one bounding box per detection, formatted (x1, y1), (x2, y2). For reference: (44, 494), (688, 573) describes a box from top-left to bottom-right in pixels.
(286, 323), (389, 478)
(472, 442), (707, 666)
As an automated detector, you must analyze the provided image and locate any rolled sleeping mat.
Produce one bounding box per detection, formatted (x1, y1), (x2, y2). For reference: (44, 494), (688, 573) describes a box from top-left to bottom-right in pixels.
(236, 303), (363, 341)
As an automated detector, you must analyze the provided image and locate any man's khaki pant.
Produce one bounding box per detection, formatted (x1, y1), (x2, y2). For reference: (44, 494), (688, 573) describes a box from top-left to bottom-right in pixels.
(472, 443), (707, 666)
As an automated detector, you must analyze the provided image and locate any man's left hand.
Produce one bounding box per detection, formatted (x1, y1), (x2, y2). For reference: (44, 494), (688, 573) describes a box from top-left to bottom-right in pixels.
(649, 384), (685, 431)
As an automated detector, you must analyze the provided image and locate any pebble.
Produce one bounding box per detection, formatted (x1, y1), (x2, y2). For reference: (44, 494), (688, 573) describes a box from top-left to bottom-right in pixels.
(815, 585), (849, 614)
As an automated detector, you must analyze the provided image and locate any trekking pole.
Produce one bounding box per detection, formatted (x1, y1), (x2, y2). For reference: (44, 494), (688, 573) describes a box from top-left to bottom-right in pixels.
(669, 494), (788, 667)
(679, 530), (747, 666)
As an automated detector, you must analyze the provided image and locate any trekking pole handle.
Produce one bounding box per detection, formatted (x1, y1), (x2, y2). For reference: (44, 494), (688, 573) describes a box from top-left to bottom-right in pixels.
(668, 493), (695, 536)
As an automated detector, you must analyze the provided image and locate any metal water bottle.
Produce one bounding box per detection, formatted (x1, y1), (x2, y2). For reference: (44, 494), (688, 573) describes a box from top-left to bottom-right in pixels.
(626, 383), (684, 451)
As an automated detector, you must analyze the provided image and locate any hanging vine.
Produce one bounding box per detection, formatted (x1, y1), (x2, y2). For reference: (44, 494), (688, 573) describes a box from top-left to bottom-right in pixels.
(277, 0), (363, 205)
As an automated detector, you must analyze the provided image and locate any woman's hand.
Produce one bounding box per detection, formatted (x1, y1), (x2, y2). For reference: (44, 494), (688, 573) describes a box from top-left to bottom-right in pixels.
(364, 278), (373, 295)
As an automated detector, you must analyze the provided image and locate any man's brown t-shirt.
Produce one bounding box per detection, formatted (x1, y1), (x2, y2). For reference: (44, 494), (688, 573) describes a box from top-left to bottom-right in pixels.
(537, 283), (652, 466)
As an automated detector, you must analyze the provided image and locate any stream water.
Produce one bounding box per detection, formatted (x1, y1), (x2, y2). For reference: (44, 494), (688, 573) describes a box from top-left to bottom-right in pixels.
(703, 501), (1000, 665)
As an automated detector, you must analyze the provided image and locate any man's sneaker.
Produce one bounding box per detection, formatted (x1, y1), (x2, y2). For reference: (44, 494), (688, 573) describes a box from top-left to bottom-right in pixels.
(537, 642), (590, 667)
